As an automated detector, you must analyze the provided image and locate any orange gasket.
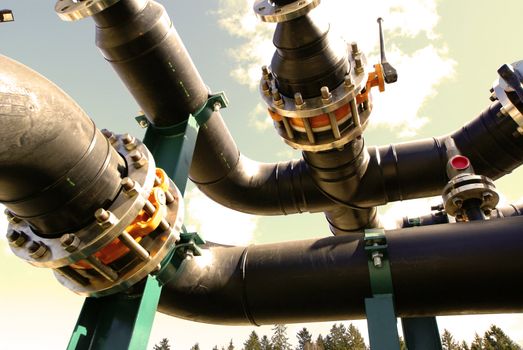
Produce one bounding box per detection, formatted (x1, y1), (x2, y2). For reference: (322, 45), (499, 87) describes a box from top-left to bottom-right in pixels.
(73, 168), (170, 268)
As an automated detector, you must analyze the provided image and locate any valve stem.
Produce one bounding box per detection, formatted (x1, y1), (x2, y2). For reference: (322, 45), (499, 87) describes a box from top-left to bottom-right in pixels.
(377, 17), (398, 84)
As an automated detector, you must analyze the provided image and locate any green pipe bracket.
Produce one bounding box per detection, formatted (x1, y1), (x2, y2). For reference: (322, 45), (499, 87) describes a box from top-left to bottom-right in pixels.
(67, 94), (227, 349)
(364, 229), (401, 350)
(155, 228), (206, 285)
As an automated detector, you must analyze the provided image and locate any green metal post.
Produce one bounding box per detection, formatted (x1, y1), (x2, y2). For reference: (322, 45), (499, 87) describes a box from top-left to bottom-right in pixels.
(402, 317), (442, 350)
(67, 93), (227, 350)
(364, 230), (401, 350)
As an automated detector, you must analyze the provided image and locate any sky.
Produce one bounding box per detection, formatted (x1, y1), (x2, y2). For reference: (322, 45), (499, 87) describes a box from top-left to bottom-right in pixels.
(1, 0), (523, 349)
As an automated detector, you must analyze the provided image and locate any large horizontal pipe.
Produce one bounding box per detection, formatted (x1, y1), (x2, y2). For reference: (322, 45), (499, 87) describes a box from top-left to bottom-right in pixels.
(158, 215), (523, 325)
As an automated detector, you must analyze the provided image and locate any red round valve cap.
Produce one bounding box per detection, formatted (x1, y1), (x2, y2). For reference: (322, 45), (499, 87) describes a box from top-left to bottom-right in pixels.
(450, 155), (470, 170)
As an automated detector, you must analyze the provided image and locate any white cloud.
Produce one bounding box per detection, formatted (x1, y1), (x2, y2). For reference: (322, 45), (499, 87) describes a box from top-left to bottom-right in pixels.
(216, 0), (455, 137)
(249, 102), (273, 131)
(185, 187), (258, 245)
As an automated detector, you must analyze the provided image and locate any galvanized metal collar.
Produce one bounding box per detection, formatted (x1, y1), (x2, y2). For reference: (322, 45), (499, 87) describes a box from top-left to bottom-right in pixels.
(492, 60), (523, 134)
(253, 0), (320, 23)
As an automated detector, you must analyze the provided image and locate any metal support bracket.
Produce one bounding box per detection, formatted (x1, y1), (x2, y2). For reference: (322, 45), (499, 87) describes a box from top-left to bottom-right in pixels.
(155, 228), (206, 285)
(364, 229), (401, 350)
(67, 92), (224, 349)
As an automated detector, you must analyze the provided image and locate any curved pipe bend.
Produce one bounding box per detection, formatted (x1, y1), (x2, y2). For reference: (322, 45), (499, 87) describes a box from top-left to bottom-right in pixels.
(90, 0), (523, 233)
(158, 215), (523, 325)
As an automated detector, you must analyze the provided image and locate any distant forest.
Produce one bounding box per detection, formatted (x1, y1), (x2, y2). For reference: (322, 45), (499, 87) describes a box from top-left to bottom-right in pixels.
(153, 323), (521, 350)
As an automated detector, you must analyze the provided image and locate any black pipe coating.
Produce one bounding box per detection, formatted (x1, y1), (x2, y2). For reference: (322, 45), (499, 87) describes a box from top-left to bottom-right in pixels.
(93, 0), (208, 127)
(0, 55), (124, 235)
(87, 0), (523, 229)
(159, 215), (523, 324)
(270, 11), (348, 98)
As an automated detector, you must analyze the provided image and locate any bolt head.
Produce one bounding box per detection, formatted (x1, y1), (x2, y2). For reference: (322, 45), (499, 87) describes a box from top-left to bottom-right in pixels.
(129, 150), (143, 162)
(60, 233), (80, 252)
(4, 209), (22, 224)
(95, 208), (110, 222)
(351, 41), (359, 55)
(95, 209), (117, 229)
(138, 119), (149, 128)
(482, 192), (494, 202)
(28, 241), (48, 259)
(452, 197), (463, 208)
(121, 177), (136, 191)
(6, 231), (27, 247)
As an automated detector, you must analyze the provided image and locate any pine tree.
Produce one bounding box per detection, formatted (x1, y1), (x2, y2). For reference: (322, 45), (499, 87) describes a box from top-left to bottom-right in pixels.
(271, 324), (292, 350)
(212, 346), (219, 350)
(459, 341), (470, 350)
(441, 329), (460, 350)
(153, 338), (171, 350)
(190, 343), (200, 350)
(470, 333), (483, 350)
(346, 323), (366, 350)
(228, 339), (235, 350)
(315, 335), (325, 350)
(325, 323), (348, 350)
(244, 331), (262, 350)
(296, 328), (313, 350)
(483, 325), (521, 350)
(261, 335), (272, 350)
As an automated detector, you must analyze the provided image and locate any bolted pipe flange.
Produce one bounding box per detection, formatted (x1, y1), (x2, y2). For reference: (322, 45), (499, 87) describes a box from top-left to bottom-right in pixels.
(54, 0), (137, 21)
(253, 0), (321, 23)
(492, 60), (523, 134)
(442, 173), (499, 217)
(8, 130), (184, 297)
(259, 46), (370, 152)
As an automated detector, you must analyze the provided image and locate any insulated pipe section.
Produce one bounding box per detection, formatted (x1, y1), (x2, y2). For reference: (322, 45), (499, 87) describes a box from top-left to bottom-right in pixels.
(350, 101), (523, 207)
(74, 0), (335, 215)
(190, 111), (337, 214)
(0, 55), (124, 235)
(92, 0), (208, 127)
(74, 0), (523, 220)
(270, 10), (348, 98)
(159, 215), (523, 324)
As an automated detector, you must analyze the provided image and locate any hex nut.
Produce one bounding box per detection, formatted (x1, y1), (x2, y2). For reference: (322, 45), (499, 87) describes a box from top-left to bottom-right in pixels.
(60, 233), (80, 252)
(28, 242), (48, 259)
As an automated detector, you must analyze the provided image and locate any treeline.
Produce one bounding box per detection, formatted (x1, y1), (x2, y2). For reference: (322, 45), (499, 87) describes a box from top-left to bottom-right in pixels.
(153, 323), (521, 350)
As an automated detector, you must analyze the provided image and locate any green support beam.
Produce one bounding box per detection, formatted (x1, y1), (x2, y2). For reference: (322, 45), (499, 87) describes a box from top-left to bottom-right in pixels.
(67, 93), (227, 350)
(364, 230), (401, 350)
(402, 317), (442, 350)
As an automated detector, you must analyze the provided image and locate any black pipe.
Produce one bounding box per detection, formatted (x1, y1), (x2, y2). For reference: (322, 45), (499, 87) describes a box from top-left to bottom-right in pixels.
(159, 215), (523, 324)
(350, 102), (523, 207)
(93, 0), (208, 127)
(452, 101), (523, 180)
(270, 11), (348, 98)
(87, 0), (523, 224)
(189, 111), (336, 214)
(0, 55), (124, 235)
